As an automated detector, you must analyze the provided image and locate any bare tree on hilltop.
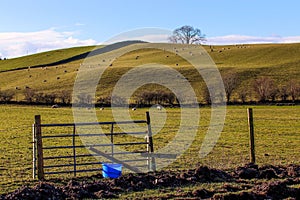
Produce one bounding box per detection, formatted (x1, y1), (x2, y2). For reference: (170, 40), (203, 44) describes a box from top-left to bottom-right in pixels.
(168, 25), (206, 44)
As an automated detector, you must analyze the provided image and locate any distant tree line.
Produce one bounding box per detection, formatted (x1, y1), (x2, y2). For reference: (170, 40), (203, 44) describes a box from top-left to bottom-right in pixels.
(0, 89), (72, 105)
(0, 75), (299, 106)
(213, 74), (300, 104)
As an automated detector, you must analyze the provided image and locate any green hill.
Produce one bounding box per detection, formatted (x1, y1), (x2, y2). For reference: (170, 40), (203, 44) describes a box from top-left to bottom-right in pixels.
(0, 45), (100, 72)
(0, 42), (299, 103)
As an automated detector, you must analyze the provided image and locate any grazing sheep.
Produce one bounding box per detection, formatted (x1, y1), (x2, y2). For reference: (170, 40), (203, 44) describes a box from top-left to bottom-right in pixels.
(135, 56), (140, 60)
(57, 77), (60, 80)
(132, 107), (136, 111)
(64, 70), (67, 73)
(51, 104), (59, 108)
(43, 80), (47, 82)
(157, 105), (162, 110)
(100, 107), (104, 110)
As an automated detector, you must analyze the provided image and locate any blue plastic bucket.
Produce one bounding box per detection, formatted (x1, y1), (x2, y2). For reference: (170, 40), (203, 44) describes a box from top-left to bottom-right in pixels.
(102, 163), (122, 178)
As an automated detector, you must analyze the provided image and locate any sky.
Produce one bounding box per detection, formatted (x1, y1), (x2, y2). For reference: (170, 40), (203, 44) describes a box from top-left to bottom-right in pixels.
(1, 0), (300, 58)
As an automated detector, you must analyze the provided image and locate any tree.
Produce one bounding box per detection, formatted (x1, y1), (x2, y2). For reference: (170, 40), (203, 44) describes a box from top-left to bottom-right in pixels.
(44, 93), (57, 104)
(34, 92), (45, 103)
(58, 90), (72, 104)
(76, 93), (92, 105)
(287, 79), (300, 102)
(223, 73), (239, 103)
(202, 85), (222, 105)
(202, 85), (211, 105)
(279, 85), (289, 102)
(0, 90), (14, 102)
(24, 88), (35, 103)
(168, 25), (205, 44)
(253, 77), (277, 102)
(238, 89), (248, 104)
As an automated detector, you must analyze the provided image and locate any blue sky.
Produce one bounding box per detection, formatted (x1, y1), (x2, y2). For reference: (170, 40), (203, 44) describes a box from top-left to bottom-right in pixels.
(1, 0), (300, 58)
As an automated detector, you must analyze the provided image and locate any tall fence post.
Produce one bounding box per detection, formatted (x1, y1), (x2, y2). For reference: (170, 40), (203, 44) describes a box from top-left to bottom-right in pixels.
(247, 108), (256, 164)
(110, 123), (114, 158)
(35, 115), (44, 180)
(146, 112), (156, 171)
(32, 124), (36, 179)
(72, 125), (77, 177)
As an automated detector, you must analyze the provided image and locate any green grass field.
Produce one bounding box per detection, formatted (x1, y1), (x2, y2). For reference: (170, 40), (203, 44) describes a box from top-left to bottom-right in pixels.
(0, 42), (299, 196)
(0, 104), (299, 193)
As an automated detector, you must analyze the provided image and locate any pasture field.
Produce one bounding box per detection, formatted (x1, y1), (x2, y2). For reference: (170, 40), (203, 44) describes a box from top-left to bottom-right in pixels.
(0, 45), (99, 72)
(0, 104), (299, 194)
(0, 43), (300, 102)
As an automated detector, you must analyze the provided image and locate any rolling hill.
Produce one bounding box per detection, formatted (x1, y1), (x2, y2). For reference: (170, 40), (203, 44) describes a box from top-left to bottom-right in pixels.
(0, 42), (299, 103)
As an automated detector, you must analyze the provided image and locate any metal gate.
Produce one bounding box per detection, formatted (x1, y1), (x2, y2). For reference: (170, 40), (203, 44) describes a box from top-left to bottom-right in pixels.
(32, 112), (155, 180)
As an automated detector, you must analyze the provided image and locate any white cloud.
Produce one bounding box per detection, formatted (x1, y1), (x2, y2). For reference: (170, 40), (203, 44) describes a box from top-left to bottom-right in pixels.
(75, 23), (85, 26)
(0, 28), (97, 58)
(207, 35), (300, 45)
(2, 28), (300, 59)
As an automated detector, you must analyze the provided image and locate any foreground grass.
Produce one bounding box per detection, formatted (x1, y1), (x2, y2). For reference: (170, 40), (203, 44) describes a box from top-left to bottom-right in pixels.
(0, 104), (299, 193)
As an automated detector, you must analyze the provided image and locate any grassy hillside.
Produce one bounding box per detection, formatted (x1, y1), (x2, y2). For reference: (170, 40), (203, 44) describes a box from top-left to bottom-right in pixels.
(207, 43), (300, 68)
(0, 45), (100, 72)
(0, 42), (299, 103)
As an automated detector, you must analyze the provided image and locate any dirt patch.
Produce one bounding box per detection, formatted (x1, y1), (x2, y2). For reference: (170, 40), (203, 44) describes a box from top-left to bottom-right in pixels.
(1, 163), (300, 199)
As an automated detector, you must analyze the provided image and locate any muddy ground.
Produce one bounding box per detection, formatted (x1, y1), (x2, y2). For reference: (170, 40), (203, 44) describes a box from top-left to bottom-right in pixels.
(1, 163), (300, 199)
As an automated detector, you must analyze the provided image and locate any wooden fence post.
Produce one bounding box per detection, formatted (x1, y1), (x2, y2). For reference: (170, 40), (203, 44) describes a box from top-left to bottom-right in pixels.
(146, 112), (156, 171)
(72, 125), (77, 177)
(247, 108), (256, 164)
(35, 115), (44, 180)
(110, 123), (114, 157)
(32, 124), (36, 179)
